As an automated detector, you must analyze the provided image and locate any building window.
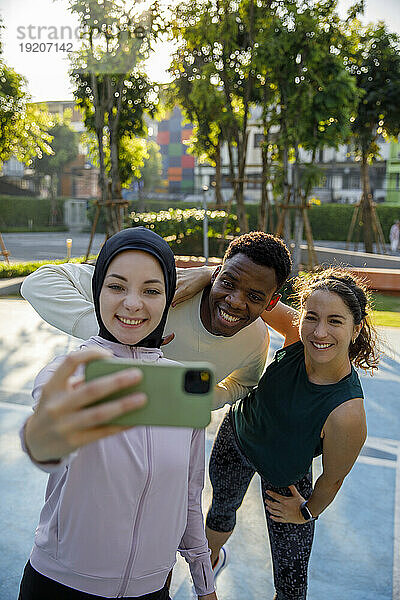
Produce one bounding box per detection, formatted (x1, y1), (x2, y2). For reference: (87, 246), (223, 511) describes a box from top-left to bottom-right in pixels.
(254, 133), (264, 148)
(396, 173), (400, 190)
(246, 173), (262, 189)
(343, 172), (360, 189)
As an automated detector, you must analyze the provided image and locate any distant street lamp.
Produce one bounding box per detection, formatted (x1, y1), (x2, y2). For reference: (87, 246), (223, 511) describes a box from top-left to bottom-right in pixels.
(202, 185), (209, 265)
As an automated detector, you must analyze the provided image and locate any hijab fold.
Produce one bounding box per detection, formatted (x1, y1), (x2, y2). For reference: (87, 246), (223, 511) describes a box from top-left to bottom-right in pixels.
(92, 227), (176, 348)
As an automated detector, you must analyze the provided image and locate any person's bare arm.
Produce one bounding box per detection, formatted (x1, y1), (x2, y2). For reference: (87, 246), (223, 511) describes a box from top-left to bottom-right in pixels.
(265, 398), (367, 523)
(172, 266), (215, 306)
(306, 398), (367, 517)
(24, 348), (147, 464)
(261, 301), (300, 347)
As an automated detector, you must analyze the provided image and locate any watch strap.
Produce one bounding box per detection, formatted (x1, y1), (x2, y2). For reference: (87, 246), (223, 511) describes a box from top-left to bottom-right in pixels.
(300, 501), (318, 522)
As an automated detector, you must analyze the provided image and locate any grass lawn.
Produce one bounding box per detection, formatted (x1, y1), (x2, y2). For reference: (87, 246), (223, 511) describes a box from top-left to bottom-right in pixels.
(371, 293), (400, 327)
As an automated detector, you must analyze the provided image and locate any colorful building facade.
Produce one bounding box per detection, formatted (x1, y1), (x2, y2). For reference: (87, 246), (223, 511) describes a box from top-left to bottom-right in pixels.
(156, 107), (195, 194)
(386, 141), (400, 204)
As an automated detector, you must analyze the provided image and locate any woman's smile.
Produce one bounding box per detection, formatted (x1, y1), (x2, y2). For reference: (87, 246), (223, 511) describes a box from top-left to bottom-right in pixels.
(115, 315), (147, 327)
(310, 341), (334, 350)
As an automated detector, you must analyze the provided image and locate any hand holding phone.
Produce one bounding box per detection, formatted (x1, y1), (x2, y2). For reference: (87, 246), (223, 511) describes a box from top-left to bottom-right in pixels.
(24, 348), (147, 463)
(85, 359), (214, 429)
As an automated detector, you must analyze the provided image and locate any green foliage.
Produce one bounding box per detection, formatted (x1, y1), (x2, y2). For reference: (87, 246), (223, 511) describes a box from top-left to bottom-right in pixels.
(170, 0), (361, 235)
(254, 1), (359, 154)
(68, 0), (159, 209)
(0, 16), (53, 165)
(0, 64), (53, 165)
(34, 111), (79, 177)
(87, 197), (400, 243)
(347, 23), (400, 159)
(128, 207), (239, 255)
(0, 256), (89, 279)
(373, 292), (400, 312)
(0, 196), (66, 229)
(243, 202), (400, 243)
(84, 133), (150, 189)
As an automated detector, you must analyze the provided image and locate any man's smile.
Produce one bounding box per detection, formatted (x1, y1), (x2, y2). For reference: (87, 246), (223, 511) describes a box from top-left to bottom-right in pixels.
(218, 306), (243, 324)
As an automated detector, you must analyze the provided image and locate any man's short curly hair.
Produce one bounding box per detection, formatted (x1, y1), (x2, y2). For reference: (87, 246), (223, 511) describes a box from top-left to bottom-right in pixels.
(223, 231), (292, 290)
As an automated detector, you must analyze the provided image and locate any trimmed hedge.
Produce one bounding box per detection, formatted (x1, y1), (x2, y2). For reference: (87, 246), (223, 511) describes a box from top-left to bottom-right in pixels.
(129, 203), (400, 249)
(0, 196), (66, 230)
(86, 198), (198, 233)
(129, 208), (239, 255)
(4, 193), (397, 240)
(237, 203), (400, 243)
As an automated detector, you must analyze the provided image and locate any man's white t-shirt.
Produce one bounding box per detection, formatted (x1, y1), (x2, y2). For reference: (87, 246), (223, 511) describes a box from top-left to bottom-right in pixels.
(21, 263), (269, 408)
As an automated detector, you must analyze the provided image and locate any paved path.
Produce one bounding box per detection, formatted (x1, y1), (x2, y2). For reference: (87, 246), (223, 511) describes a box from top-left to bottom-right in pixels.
(2, 232), (106, 262)
(0, 298), (398, 599)
(2, 232), (400, 268)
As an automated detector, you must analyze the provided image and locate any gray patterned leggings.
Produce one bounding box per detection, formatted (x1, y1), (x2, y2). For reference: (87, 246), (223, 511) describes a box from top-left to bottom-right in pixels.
(206, 411), (315, 600)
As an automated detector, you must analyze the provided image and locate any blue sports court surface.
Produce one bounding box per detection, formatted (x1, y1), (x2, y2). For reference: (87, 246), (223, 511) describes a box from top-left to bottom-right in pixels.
(0, 298), (398, 599)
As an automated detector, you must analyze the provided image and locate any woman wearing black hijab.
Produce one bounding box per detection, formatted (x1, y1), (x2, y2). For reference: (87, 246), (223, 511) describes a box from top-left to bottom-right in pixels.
(20, 228), (217, 600)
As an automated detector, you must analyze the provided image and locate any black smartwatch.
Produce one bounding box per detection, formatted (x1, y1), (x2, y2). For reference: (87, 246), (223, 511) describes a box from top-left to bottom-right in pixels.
(300, 501), (318, 522)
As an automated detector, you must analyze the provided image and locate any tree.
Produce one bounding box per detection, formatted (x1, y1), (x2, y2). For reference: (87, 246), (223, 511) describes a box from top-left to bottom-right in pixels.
(169, 51), (232, 207)
(172, 0), (262, 232)
(252, 0), (359, 270)
(171, 0), (358, 250)
(68, 0), (160, 235)
(346, 22), (400, 252)
(35, 110), (79, 224)
(0, 23), (52, 167)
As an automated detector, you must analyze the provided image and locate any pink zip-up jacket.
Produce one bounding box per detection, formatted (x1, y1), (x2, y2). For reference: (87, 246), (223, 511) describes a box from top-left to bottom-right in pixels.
(22, 336), (215, 598)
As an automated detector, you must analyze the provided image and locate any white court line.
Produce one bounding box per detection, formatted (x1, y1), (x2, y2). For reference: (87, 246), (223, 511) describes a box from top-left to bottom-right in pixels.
(357, 455), (396, 468)
(393, 445), (400, 600)
(361, 437), (400, 600)
(0, 400), (30, 411)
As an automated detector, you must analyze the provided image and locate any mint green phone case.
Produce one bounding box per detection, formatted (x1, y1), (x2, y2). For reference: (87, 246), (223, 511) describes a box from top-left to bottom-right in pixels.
(85, 358), (214, 429)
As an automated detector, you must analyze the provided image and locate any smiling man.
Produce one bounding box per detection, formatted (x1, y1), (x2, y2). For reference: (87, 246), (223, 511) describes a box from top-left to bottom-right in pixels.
(21, 231), (295, 409)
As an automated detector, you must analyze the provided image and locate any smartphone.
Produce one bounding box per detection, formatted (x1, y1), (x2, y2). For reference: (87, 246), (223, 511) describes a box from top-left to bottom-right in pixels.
(85, 358), (214, 429)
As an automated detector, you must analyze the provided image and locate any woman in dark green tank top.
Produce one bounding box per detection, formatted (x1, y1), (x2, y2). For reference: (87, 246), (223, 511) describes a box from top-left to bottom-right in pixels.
(206, 267), (380, 599)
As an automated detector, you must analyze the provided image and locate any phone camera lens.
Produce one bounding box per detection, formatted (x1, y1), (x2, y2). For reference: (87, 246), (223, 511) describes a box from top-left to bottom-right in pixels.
(184, 370), (211, 394)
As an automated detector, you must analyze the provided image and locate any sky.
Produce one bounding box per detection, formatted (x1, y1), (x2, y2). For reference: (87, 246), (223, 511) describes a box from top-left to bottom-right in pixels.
(0, 0), (400, 102)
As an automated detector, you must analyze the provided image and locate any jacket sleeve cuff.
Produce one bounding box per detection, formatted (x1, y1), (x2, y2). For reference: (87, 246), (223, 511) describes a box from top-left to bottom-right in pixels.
(187, 555), (215, 596)
(19, 419), (72, 473)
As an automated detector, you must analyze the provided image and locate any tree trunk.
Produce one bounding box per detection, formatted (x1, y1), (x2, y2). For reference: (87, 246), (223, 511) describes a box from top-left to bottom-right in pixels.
(109, 121), (122, 235)
(91, 73), (108, 235)
(236, 130), (249, 233)
(108, 78), (124, 236)
(361, 152), (374, 253)
(217, 142), (236, 256)
(291, 144), (302, 274)
(50, 174), (57, 226)
(214, 139), (223, 206)
(292, 209), (304, 275)
(282, 142), (291, 245)
(258, 130), (269, 231)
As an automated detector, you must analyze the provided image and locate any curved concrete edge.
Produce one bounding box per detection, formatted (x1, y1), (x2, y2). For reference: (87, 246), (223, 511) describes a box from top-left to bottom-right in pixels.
(0, 277), (25, 296)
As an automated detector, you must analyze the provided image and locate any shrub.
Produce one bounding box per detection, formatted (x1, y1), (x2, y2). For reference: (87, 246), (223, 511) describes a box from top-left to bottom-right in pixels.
(90, 200), (400, 243)
(0, 196), (66, 230)
(239, 203), (400, 242)
(0, 256), (92, 279)
(128, 208), (239, 256)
